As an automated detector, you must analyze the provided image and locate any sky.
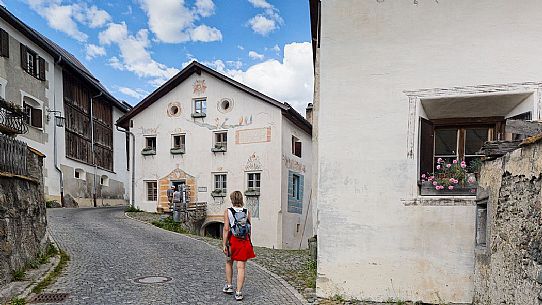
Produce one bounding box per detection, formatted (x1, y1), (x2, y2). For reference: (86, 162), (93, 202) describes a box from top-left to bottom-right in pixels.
(3, 0), (314, 114)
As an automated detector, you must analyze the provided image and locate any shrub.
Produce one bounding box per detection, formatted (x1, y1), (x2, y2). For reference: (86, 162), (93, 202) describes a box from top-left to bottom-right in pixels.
(125, 205), (142, 212)
(10, 297), (26, 305)
(12, 269), (25, 281)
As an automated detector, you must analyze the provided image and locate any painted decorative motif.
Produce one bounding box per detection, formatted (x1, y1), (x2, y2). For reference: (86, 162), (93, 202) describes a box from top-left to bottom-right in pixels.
(193, 80), (207, 95)
(140, 127), (158, 135)
(167, 102), (182, 117)
(283, 155), (306, 173)
(191, 116), (254, 131)
(246, 197), (260, 218)
(236, 127), (271, 144)
(157, 166), (197, 211)
(245, 153), (262, 171)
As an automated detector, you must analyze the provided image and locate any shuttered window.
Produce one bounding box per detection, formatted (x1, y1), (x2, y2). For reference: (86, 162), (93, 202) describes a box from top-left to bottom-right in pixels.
(22, 102), (43, 129)
(287, 171), (304, 214)
(0, 28), (9, 58)
(20, 43), (45, 80)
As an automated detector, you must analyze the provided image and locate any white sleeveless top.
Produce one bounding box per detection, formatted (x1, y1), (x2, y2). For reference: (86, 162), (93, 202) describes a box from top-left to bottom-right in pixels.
(227, 207), (246, 227)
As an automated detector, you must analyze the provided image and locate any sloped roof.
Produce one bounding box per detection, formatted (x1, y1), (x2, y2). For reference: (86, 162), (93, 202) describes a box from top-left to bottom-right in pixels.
(0, 5), (130, 112)
(116, 61), (312, 134)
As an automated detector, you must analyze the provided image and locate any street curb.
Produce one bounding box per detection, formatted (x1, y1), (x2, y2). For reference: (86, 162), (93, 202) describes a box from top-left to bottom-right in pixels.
(124, 212), (308, 304)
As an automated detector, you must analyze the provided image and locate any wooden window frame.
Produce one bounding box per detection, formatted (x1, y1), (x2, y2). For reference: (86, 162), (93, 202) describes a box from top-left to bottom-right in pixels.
(23, 102), (43, 129)
(194, 98), (206, 114)
(20, 44), (45, 80)
(146, 181), (158, 201)
(214, 131), (227, 150)
(292, 173), (301, 200)
(145, 136), (156, 150)
(292, 135), (302, 158)
(172, 134), (186, 150)
(214, 174), (227, 193)
(247, 172), (261, 191)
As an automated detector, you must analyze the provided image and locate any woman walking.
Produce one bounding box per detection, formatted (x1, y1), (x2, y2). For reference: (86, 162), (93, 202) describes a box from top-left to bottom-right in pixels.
(222, 191), (256, 301)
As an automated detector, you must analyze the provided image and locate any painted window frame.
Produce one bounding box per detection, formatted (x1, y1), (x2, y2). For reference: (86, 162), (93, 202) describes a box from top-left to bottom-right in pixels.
(146, 180), (158, 201)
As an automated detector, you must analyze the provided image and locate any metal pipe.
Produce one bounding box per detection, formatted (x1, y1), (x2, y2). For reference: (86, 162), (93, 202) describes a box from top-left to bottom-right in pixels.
(52, 55), (64, 207)
(90, 92), (102, 208)
(115, 124), (135, 208)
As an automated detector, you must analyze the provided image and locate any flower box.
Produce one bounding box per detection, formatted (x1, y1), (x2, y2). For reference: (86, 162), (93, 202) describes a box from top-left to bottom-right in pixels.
(191, 112), (206, 118)
(211, 145), (227, 153)
(244, 189), (260, 197)
(141, 148), (156, 156)
(211, 190), (226, 197)
(420, 180), (477, 196)
(170, 147), (185, 155)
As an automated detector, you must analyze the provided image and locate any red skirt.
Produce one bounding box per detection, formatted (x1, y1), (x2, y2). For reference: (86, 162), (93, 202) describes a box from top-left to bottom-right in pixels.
(228, 235), (256, 261)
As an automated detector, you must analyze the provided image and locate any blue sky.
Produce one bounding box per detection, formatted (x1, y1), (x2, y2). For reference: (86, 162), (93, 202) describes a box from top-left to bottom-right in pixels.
(3, 0), (313, 113)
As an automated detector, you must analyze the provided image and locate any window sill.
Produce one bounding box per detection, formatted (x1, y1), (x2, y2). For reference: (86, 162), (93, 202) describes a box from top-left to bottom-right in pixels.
(170, 148), (185, 155)
(191, 112), (206, 118)
(211, 191), (227, 198)
(212, 147), (227, 153)
(141, 149), (156, 156)
(420, 181), (477, 196)
(245, 190), (260, 197)
(402, 196), (476, 207)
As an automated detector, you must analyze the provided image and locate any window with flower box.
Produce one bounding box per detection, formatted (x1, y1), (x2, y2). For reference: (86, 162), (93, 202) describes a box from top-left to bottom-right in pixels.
(419, 117), (504, 195)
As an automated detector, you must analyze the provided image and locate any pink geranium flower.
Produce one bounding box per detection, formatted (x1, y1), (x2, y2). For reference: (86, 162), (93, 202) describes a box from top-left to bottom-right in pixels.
(453, 159), (458, 164)
(433, 181), (438, 186)
(446, 164), (451, 168)
(448, 186), (454, 190)
(436, 165), (441, 170)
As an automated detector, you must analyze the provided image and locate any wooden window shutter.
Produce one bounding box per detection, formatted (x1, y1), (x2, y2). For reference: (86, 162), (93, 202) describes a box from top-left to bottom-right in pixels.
(295, 141), (302, 157)
(419, 117), (434, 176)
(38, 57), (46, 80)
(31, 107), (43, 128)
(20, 43), (27, 71)
(0, 28), (8, 57)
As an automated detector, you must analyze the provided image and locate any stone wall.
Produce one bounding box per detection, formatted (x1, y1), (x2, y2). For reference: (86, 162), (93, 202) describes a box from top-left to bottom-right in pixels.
(475, 141), (542, 305)
(0, 147), (47, 286)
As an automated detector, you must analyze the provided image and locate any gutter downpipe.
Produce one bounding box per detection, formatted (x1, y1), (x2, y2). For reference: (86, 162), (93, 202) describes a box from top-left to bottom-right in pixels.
(53, 55), (65, 207)
(115, 125), (135, 208)
(90, 92), (103, 208)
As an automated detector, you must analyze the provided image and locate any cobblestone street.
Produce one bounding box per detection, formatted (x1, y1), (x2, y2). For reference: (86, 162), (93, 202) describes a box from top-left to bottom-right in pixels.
(44, 207), (306, 305)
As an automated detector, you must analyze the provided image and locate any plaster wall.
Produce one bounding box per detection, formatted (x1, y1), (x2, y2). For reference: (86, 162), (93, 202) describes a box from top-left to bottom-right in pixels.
(131, 71), (287, 248)
(281, 117), (313, 249)
(317, 0), (542, 303)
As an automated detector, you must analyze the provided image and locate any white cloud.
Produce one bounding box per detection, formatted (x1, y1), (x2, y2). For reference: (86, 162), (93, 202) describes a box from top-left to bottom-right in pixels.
(195, 0), (215, 17)
(26, 1), (111, 41)
(190, 42), (313, 115)
(139, 0), (220, 43)
(246, 0), (283, 36)
(99, 22), (179, 85)
(247, 15), (277, 36)
(188, 25), (222, 42)
(248, 0), (273, 9)
(237, 45), (245, 50)
(85, 44), (106, 60)
(118, 87), (148, 99)
(248, 51), (264, 60)
(226, 60), (243, 69)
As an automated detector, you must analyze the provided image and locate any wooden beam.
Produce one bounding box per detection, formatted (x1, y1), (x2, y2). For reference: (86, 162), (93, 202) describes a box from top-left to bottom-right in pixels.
(505, 120), (542, 136)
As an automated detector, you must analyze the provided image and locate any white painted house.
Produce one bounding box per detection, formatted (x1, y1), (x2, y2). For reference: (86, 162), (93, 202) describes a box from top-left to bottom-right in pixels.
(117, 62), (313, 249)
(0, 6), (131, 207)
(310, 0), (542, 303)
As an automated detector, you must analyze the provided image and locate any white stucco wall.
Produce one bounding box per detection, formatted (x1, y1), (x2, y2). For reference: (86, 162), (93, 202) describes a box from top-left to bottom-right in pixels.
(281, 117), (313, 249)
(131, 71), (290, 248)
(316, 0), (542, 303)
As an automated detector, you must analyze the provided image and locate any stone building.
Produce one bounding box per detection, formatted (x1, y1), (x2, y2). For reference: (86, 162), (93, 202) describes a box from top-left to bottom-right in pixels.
(310, 0), (542, 303)
(117, 61), (313, 249)
(0, 6), (131, 207)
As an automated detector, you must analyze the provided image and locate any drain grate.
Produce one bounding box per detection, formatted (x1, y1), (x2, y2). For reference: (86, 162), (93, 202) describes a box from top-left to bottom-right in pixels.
(29, 293), (69, 303)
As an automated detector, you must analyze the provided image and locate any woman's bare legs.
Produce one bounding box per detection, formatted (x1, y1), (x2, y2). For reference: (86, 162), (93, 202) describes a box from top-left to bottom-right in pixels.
(236, 260), (246, 292)
(225, 259), (233, 286)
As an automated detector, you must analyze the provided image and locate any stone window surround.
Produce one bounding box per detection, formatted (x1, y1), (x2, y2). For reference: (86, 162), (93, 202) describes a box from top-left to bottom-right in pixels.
(145, 180), (158, 202)
(403, 82), (542, 206)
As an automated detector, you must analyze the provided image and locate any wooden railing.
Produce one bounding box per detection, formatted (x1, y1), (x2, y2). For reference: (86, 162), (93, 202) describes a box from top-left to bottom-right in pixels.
(0, 134), (27, 176)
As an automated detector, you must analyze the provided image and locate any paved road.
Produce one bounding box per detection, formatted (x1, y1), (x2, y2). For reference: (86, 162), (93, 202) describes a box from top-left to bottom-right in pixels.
(44, 207), (305, 305)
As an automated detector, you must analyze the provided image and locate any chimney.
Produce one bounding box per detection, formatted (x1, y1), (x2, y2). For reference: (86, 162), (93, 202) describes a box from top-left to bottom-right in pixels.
(306, 103), (314, 124)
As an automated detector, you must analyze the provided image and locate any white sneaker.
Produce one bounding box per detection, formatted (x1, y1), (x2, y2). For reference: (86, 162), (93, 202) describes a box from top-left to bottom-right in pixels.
(222, 284), (233, 294)
(235, 291), (243, 301)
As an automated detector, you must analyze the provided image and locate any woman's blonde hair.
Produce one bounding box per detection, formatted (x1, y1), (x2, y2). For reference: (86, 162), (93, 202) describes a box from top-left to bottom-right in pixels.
(230, 191), (244, 207)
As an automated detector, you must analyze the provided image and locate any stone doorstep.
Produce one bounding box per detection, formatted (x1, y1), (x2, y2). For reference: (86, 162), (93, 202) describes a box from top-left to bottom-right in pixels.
(0, 255), (59, 304)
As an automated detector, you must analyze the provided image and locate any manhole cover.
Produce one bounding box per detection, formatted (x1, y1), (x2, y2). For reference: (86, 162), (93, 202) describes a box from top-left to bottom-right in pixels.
(133, 276), (172, 284)
(29, 293), (69, 303)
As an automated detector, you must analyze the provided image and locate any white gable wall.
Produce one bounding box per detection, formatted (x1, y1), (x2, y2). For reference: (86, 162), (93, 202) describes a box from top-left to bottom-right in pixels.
(131, 71), (287, 248)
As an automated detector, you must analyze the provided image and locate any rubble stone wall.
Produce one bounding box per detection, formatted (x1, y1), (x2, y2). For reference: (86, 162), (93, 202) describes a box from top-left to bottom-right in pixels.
(0, 148), (47, 286)
(475, 142), (542, 305)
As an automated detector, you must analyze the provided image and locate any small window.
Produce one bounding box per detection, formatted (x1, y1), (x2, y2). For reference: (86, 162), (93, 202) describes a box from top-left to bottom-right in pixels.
(213, 131), (227, 151)
(172, 134), (186, 149)
(292, 136), (302, 158)
(100, 175), (109, 186)
(145, 136), (156, 150)
(20, 44), (45, 80)
(146, 181), (157, 201)
(214, 174), (227, 193)
(0, 28), (9, 58)
(74, 168), (85, 180)
(22, 101), (43, 129)
(194, 99), (206, 114)
(247, 172), (261, 191)
(293, 174), (301, 200)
